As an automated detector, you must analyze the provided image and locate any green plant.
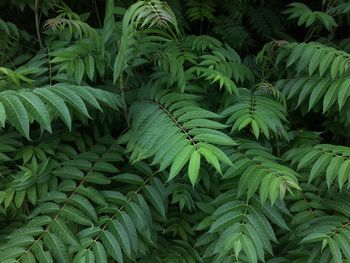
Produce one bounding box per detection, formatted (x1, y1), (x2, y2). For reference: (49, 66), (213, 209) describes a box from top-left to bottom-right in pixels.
(2, 0), (350, 262)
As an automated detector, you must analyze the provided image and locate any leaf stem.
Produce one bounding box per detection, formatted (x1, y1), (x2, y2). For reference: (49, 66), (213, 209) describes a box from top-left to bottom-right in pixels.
(35, 0), (43, 48)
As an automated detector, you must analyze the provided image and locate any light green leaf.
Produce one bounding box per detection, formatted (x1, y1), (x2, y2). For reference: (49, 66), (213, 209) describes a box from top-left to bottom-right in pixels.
(93, 241), (108, 263)
(328, 237), (343, 263)
(240, 234), (257, 263)
(1, 94), (30, 139)
(188, 150), (201, 186)
(167, 145), (194, 181)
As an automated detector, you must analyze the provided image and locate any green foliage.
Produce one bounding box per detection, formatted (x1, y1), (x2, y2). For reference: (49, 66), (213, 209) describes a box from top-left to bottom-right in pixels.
(121, 85), (236, 184)
(222, 88), (288, 139)
(2, 0), (350, 262)
(284, 3), (338, 31)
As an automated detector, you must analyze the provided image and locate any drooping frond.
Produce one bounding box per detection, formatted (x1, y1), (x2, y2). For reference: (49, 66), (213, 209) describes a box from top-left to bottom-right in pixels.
(119, 85), (237, 184)
(276, 76), (350, 112)
(287, 191), (350, 262)
(123, 0), (179, 32)
(274, 42), (350, 112)
(153, 34), (253, 93)
(284, 144), (350, 188)
(0, 84), (122, 139)
(223, 139), (300, 204)
(222, 88), (288, 139)
(113, 0), (179, 83)
(196, 189), (288, 263)
(44, 18), (99, 44)
(50, 41), (102, 84)
(276, 42), (350, 79)
(284, 3), (337, 31)
(192, 42), (254, 94)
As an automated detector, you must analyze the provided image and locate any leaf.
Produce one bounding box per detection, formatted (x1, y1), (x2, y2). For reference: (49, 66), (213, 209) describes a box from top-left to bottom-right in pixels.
(0, 247), (26, 260)
(328, 237), (343, 263)
(251, 119), (260, 139)
(188, 150), (201, 186)
(51, 218), (80, 247)
(18, 91), (52, 132)
(334, 234), (350, 260)
(0, 101), (6, 127)
(50, 86), (90, 118)
(22, 252), (36, 263)
(111, 173), (144, 185)
(194, 133), (236, 146)
(73, 86), (102, 112)
(209, 211), (242, 232)
(198, 146), (222, 174)
(34, 88), (72, 130)
(240, 234), (257, 263)
(84, 55), (95, 81)
(61, 205), (92, 226)
(126, 202), (149, 232)
(43, 232), (69, 263)
(301, 233), (328, 243)
(309, 153), (332, 182)
(76, 186), (107, 206)
(143, 185), (166, 217)
(1, 94), (30, 139)
(74, 58), (85, 84)
(109, 220), (131, 257)
(100, 230), (124, 263)
(167, 145), (194, 181)
(339, 160), (350, 189)
(69, 194), (98, 222)
(32, 242), (54, 263)
(85, 171), (111, 185)
(93, 241), (108, 263)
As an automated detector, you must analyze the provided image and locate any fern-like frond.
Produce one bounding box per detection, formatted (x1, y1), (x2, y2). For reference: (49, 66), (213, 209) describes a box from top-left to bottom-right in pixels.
(255, 81), (286, 105)
(185, 0), (216, 22)
(123, 0), (178, 32)
(284, 144), (350, 188)
(196, 190), (287, 262)
(50, 40), (101, 84)
(223, 139), (300, 203)
(119, 85), (237, 184)
(288, 192), (350, 262)
(276, 42), (350, 79)
(274, 42), (350, 113)
(222, 88), (288, 139)
(0, 84), (122, 139)
(192, 43), (253, 94)
(276, 76), (350, 112)
(113, 0), (178, 83)
(152, 38), (196, 92)
(44, 18), (99, 44)
(284, 3), (337, 31)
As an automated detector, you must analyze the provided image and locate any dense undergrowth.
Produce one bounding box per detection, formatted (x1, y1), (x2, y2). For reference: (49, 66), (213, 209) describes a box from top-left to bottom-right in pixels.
(1, 0), (350, 262)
